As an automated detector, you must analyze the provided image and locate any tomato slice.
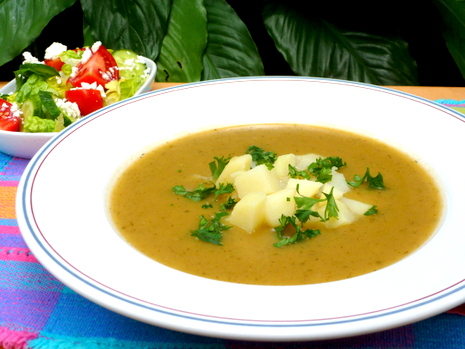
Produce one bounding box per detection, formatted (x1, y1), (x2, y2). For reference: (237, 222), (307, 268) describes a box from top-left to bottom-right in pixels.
(44, 58), (64, 71)
(0, 99), (21, 132)
(68, 45), (119, 88)
(65, 89), (104, 116)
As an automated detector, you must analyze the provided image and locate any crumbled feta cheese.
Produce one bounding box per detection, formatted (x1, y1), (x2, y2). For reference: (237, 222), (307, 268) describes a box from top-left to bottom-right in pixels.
(44, 42), (67, 59)
(55, 98), (81, 118)
(10, 102), (23, 118)
(22, 52), (43, 64)
(0, 101), (22, 118)
(81, 47), (93, 65)
(91, 41), (102, 53)
(142, 67), (151, 78)
(70, 66), (80, 78)
(100, 66), (118, 81)
(119, 58), (135, 71)
(74, 82), (106, 98)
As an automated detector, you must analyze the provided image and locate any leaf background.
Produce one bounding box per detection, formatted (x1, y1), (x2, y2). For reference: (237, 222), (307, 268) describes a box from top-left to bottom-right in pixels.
(262, 2), (418, 85)
(0, 0), (464, 86)
(0, 0), (77, 66)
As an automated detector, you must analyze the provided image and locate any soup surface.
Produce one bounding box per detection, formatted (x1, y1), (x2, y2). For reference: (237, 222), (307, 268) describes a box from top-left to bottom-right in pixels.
(109, 124), (443, 285)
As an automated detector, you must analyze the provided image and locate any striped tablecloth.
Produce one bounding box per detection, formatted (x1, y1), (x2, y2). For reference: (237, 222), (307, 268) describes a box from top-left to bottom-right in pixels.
(1, 100), (465, 349)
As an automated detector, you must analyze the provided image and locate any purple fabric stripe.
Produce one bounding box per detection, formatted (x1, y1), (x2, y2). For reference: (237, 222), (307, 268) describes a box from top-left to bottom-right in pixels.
(0, 288), (62, 332)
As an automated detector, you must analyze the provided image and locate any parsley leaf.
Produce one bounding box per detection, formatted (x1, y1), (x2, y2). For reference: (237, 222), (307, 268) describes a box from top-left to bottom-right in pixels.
(293, 186), (339, 223)
(191, 212), (232, 245)
(220, 197), (238, 211)
(246, 146), (277, 169)
(172, 182), (235, 201)
(289, 156), (346, 183)
(348, 168), (386, 189)
(274, 215), (321, 247)
(308, 157), (346, 183)
(288, 164), (311, 180)
(364, 205), (378, 215)
(321, 187), (339, 221)
(209, 156), (231, 180)
(214, 183), (235, 198)
(294, 195), (325, 223)
(172, 183), (216, 201)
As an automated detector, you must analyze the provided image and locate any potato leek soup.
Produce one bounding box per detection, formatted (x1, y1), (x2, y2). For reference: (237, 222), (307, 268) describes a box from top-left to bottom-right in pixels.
(109, 124), (443, 286)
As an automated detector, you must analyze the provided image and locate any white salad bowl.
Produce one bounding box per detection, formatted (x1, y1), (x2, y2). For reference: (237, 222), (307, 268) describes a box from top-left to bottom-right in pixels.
(0, 56), (156, 159)
(16, 77), (465, 341)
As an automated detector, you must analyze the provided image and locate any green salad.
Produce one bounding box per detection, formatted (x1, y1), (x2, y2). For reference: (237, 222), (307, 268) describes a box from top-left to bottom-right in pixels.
(0, 42), (151, 132)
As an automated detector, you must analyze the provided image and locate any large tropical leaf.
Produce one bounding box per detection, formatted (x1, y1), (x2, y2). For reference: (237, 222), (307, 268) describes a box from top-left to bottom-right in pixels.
(80, 0), (171, 60)
(431, 0), (465, 78)
(0, 0), (77, 66)
(201, 0), (264, 80)
(155, 0), (207, 82)
(262, 3), (418, 85)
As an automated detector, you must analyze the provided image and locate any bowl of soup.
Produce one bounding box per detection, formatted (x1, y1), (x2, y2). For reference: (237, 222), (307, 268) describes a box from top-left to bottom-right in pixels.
(16, 77), (465, 341)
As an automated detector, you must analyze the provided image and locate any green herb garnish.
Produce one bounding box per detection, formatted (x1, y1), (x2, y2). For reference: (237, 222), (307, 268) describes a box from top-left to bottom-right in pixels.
(220, 197), (238, 211)
(172, 182), (234, 201)
(348, 168), (386, 189)
(246, 145), (277, 169)
(209, 156), (231, 180)
(274, 215), (321, 248)
(364, 205), (378, 215)
(289, 156), (346, 183)
(191, 212), (232, 245)
(172, 183), (216, 201)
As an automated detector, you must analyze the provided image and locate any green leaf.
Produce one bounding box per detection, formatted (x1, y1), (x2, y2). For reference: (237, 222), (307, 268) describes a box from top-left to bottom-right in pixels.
(0, 0), (77, 67)
(364, 206), (378, 216)
(209, 156), (231, 180)
(262, 2), (418, 85)
(246, 145), (277, 167)
(80, 0), (171, 59)
(274, 215), (320, 247)
(172, 183), (216, 201)
(155, 0), (207, 82)
(348, 168), (386, 189)
(191, 212), (232, 245)
(431, 0), (465, 78)
(202, 0), (265, 79)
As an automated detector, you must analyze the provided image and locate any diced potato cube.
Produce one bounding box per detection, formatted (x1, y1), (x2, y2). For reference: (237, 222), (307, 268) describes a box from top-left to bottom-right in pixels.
(321, 200), (356, 228)
(326, 169), (350, 193)
(340, 197), (373, 216)
(294, 153), (321, 170)
(234, 164), (281, 199)
(286, 178), (323, 198)
(273, 153), (296, 178)
(229, 192), (267, 233)
(216, 154), (252, 185)
(264, 188), (296, 227)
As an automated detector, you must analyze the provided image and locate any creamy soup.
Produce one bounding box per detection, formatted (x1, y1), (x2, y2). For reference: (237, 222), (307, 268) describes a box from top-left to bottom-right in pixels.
(108, 124), (443, 285)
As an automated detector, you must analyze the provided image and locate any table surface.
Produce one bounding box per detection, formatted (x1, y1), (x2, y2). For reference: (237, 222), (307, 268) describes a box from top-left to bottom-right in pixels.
(2, 80), (465, 100)
(1, 81), (464, 349)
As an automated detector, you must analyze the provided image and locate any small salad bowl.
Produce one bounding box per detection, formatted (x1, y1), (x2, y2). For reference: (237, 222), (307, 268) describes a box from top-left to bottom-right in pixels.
(0, 56), (156, 159)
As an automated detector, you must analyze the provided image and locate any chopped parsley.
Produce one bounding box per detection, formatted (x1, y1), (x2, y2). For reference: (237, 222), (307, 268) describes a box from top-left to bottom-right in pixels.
(172, 182), (234, 201)
(274, 215), (321, 248)
(289, 156), (346, 183)
(209, 156), (231, 180)
(348, 167), (386, 189)
(191, 212), (232, 245)
(273, 186), (338, 247)
(364, 205), (378, 215)
(246, 145), (277, 169)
